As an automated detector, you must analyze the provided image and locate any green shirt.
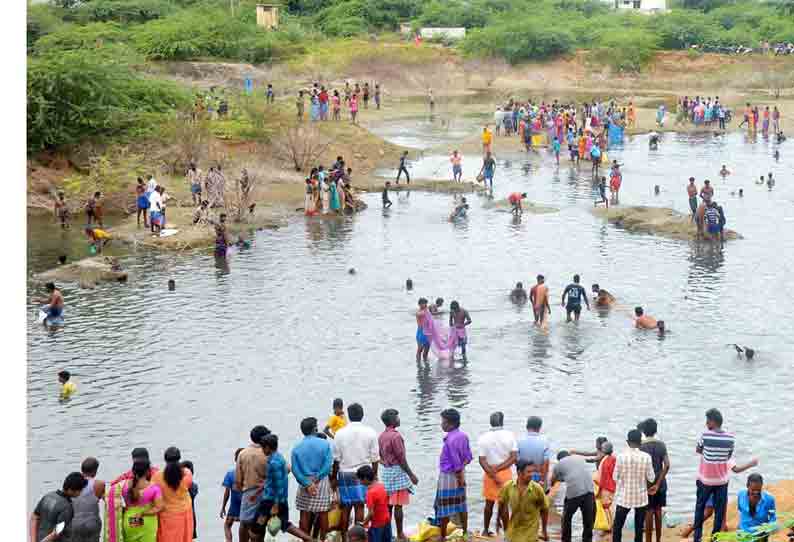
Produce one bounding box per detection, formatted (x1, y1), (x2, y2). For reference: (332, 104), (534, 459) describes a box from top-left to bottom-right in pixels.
(499, 480), (549, 542)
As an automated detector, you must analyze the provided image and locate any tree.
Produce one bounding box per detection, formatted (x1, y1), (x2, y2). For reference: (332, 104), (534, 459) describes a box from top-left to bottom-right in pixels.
(275, 125), (331, 172)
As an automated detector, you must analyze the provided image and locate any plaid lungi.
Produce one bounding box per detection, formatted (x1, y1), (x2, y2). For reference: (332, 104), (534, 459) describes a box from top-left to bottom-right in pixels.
(295, 476), (332, 512)
(338, 471), (367, 506)
(381, 464), (413, 495)
(434, 471), (467, 518)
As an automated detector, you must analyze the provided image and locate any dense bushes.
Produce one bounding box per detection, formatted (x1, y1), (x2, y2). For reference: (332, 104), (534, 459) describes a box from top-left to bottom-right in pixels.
(27, 47), (189, 150)
(462, 18), (575, 64)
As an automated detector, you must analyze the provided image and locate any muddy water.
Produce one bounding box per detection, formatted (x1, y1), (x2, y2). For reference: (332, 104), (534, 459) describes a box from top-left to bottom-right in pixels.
(27, 125), (793, 538)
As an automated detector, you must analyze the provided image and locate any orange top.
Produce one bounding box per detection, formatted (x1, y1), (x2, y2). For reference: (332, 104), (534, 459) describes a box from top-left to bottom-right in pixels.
(152, 468), (193, 513)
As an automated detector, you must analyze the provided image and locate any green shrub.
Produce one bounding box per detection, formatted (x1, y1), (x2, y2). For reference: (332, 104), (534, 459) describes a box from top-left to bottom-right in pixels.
(461, 17), (575, 64)
(27, 3), (63, 51)
(80, 0), (176, 24)
(654, 10), (718, 48)
(417, 0), (491, 28)
(34, 22), (127, 54)
(592, 28), (660, 72)
(27, 47), (189, 150)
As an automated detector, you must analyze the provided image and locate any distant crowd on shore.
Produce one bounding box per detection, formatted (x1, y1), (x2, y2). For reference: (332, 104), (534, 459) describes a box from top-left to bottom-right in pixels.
(33, 399), (786, 542)
(298, 81), (382, 124)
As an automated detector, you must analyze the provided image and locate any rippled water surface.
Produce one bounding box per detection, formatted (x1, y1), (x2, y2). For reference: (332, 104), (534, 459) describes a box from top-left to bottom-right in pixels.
(28, 127), (793, 538)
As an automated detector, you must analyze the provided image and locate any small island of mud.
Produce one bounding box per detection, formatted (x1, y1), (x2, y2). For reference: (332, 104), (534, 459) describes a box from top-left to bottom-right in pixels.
(484, 198), (559, 214)
(33, 256), (128, 288)
(592, 206), (741, 241)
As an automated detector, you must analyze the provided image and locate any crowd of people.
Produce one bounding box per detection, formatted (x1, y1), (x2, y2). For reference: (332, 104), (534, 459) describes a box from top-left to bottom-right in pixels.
(303, 156), (366, 216)
(32, 402), (786, 542)
(298, 82), (382, 124)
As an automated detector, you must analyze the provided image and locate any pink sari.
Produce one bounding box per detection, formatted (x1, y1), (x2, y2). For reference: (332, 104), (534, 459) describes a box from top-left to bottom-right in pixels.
(421, 313), (463, 360)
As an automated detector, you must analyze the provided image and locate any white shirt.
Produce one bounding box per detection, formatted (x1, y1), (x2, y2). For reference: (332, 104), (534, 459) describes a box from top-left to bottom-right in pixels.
(495, 110), (505, 123)
(477, 427), (518, 466)
(613, 446), (655, 508)
(148, 191), (162, 212)
(147, 179), (157, 192)
(333, 421), (380, 473)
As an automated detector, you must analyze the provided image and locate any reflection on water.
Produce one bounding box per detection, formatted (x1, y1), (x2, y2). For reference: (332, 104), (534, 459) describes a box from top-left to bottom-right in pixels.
(27, 131), (794, 537)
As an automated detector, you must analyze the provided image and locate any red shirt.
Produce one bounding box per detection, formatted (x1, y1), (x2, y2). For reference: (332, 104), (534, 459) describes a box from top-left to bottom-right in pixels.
(508, 192), (522, 204)
(598, 455), (616, 493)
(366, 482), (390, 528)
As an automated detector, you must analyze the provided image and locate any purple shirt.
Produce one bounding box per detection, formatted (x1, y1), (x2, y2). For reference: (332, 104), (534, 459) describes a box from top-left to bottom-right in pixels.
(439, 428), (472, 473)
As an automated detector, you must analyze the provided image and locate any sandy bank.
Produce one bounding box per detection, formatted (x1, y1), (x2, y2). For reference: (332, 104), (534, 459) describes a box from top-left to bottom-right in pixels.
(484, 197), (559, 214)
(362, 179), (487, 194)
(112, 207), (284, 252)
(592, 206), (741, 241)
(32, 257), (128, 288)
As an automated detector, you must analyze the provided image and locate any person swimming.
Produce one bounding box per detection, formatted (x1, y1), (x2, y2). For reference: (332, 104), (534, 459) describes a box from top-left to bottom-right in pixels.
(634, 306), (658, 329)
(591, 284), (615, 307)
(719, 165), (731, 178)
(510, 282), (528, 305)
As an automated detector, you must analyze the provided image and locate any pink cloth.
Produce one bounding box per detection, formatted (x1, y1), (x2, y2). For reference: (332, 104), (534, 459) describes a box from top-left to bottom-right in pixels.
(421, 314), (451, 360)
(123, 481), (163, 507)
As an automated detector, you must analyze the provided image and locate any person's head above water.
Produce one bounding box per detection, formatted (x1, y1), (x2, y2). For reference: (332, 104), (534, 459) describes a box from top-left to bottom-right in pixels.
(635, 306), (644, 316)
(592, 283), (600, 293)
(516, 282), (524, 289)
(58, 370), (71, 384)
(573, 274), (580, 283)
(46, 282), (56, 292)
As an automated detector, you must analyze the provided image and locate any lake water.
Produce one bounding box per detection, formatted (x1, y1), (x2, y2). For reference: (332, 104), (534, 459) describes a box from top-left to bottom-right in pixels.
(27, 126), (793, 538)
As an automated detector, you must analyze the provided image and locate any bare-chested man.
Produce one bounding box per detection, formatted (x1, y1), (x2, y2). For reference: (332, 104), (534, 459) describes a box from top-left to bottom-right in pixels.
(416, 298), (431, 362)
(529, 275), (551, 326)
(634, 306), (657, 329)
(591, 284), (615, 308)
(687, 177), (698, 220)
(448, 301), (472, 361)
(39, 282), (65, 325)
(700, 179), (714, 203)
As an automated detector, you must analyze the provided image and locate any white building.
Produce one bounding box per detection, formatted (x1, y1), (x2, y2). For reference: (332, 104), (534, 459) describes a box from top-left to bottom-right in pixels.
(608, 0), (667, 13)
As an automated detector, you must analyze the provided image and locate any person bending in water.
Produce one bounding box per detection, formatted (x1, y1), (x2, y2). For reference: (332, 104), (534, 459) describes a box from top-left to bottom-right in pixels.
(39, 282), (64, 325)
(634, 306), (657, 329)
(448, 301), (472, 361)
(561, 274), (590, 322)
(429, 298), (444, 315)
(719, 165), (731, 179)
(416, 298), (431, 362)
(508, 192), (527, 216)
(591, 284), (615, 308)
(530, 275), (551, 326)
(85, 227), (111, 254)
(511, 282), (528, 305)
(450, 197), (469, 221)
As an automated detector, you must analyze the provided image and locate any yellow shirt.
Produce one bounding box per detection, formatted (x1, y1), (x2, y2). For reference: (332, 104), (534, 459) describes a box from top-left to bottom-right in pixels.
(61, 382), (77, 396)
(326, 414), (347, 436)
(498, 480), (549, 542)
(482, 131), (493, 145)
(93, 229), (111, 240)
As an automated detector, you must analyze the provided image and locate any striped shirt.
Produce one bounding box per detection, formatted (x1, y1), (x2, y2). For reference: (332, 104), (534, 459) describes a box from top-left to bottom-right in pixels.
(697, 429), (735, 485)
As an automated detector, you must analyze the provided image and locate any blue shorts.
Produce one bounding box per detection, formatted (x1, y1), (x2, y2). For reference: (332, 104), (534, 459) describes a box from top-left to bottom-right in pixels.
(137, 196), (150, 210)
(191, 183), (202, 195)
(338, 472), (367, 506)
(416, 327), (429, 347)
(228, 490), (242, 518)
(453, 165), (462, 175)
(484, 170), (494, 180)
(707, 224), (721, 235)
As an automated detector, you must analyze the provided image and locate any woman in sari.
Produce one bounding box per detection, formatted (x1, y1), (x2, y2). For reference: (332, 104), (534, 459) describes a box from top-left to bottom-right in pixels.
(122, 460), (164, 542)
(336, 178), (346, 213)
(329, 176), (340, 213)
(152, 447), (193, 542)
(310, 92), (320, 122)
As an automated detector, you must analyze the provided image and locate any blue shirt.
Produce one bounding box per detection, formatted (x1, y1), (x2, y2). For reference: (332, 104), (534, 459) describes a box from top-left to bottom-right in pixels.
(222, 469), (242, 515)
(517, 431), (551, 466)
(263, 452), (289, 503)
(737, 490), (776, 533)
(291, 435), (333, 488)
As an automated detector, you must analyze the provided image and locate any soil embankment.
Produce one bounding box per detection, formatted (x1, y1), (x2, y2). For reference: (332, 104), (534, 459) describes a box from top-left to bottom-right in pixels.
(592, 205), (741, 241)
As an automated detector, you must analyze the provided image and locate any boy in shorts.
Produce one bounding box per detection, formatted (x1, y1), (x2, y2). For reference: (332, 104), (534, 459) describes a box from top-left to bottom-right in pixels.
(221, 449), (244, 542)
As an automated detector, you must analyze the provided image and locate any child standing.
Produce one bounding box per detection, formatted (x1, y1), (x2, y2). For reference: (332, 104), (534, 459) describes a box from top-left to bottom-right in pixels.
(254, 435), (313, 542)
(552, 136), (561, 165)
(266, 84), (275, 104)
(181, 460), (199, 540)
(382, 182), (392, 209)
(356, 465), (391, 542)
(323, 398), (347, 438)
(221, 449), (244, 542)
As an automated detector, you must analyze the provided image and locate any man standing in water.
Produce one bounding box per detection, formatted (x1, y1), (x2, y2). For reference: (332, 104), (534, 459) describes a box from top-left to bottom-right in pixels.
(448, 301), (472, 361)
(450, 150), (463, 183)
(530, 275), (551, 327)
(561, 274), (590, 322)
(396, 151), (410, 184)
(479, 152), (496, 192)
(477, 412), (518, 537)
(416, 298), (431, 362)
(687, 177), (699, 220)
(378, 409), (419, 542)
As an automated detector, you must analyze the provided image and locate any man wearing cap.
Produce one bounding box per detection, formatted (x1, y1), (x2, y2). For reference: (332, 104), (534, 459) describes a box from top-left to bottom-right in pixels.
(612, 429), (656, 542)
